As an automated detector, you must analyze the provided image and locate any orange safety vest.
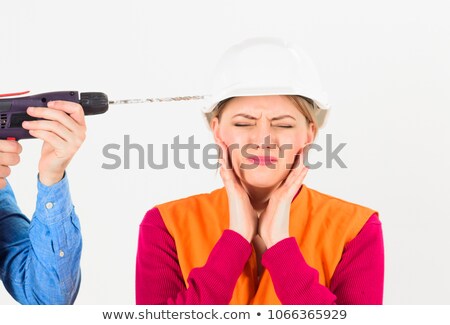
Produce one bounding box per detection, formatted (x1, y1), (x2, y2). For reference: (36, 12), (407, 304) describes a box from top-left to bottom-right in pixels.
(157, 184), (376, 304)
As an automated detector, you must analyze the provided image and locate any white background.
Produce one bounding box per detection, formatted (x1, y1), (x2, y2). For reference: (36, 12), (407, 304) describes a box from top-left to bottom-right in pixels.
(1, 0), (449, 305)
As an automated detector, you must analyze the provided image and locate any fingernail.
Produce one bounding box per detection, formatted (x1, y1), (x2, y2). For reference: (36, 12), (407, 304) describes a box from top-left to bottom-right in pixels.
(27, 107), (34, 112)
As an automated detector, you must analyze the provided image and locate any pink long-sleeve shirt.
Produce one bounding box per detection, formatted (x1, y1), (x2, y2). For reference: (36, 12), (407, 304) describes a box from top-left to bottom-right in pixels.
(136, 204), (384, 305)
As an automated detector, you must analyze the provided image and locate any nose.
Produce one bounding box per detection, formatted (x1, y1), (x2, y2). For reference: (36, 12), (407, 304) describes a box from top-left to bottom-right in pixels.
(249, 121), (277, 151)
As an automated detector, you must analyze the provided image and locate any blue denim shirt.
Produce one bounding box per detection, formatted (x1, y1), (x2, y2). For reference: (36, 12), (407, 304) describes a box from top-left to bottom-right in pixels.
(0, 174), (81, 304)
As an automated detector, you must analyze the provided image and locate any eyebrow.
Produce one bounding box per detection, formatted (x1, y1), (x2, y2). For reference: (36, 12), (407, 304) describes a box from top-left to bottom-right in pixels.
(271, 115), (296, 121)
(232, 113), (296, 121)
(232, 113), (258, 120)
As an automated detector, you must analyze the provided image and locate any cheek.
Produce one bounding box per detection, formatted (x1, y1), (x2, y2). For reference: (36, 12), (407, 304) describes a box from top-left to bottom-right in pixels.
(279, 135), (305, 161)
(220, 130), (245, 156)
(220, 126), (247, 144)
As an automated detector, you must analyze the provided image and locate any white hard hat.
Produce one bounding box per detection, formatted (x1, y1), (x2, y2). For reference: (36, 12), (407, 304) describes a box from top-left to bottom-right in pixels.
(203, 37), (330, 128)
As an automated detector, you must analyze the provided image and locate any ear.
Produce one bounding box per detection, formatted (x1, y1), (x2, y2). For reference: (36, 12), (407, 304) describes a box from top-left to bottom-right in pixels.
(210, 117), (222, 144)
(305, 122), (316, 146)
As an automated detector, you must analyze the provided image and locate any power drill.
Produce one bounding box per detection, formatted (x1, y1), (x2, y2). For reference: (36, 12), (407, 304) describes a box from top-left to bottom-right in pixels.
(0, 91), (109, 140)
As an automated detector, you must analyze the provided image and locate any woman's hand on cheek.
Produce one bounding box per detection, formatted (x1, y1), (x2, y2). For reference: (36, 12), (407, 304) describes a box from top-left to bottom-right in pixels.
(217, 139), (258, 243)
(258, 150), (308, 248)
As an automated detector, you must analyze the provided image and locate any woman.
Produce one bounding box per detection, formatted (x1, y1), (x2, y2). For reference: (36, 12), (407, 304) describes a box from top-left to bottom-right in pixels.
(136, 38), (384, 305)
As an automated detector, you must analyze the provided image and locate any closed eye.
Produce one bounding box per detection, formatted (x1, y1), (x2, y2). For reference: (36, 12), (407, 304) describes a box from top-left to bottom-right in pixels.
(234, 123), (293, 128)
(234, 123), (254, 127)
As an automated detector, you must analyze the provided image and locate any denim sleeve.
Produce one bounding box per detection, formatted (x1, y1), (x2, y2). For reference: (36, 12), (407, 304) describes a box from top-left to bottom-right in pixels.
(0, 174), (82, 304)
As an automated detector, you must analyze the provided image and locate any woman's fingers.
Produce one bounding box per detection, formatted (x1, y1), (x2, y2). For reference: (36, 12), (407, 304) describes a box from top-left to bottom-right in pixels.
(217, 139), (232, 175)
(217, 138), (258, 242)
(217, 138), (247, 194)
(289, 162), (308, 194)
(217, 138), (231, 170)
(278, 150), (309, 198)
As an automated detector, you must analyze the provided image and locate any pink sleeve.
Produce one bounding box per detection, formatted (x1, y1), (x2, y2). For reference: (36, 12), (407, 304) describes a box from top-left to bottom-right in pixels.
(262, 213), (384, 305)
(136, 207), (252, 305)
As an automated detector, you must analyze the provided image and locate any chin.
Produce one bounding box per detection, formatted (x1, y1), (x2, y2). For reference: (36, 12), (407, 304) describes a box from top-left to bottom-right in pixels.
(239, 169), (283, 189)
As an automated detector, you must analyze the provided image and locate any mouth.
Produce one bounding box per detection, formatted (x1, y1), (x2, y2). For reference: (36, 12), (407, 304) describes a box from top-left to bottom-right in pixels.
(246, 155), (278, 166)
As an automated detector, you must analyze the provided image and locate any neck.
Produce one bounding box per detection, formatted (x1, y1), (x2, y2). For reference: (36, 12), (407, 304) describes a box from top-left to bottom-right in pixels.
(242, 182), (280, 215)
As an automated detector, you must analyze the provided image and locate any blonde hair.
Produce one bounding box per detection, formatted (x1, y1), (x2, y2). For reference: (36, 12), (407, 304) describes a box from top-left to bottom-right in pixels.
(205, 95), (319, 139)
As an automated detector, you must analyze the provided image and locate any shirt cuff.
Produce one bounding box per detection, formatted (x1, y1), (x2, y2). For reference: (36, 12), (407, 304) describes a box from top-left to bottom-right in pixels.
(262, 237), (308, 272)
(212, 229), (253, 268)
(35, 172), (74, 225)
